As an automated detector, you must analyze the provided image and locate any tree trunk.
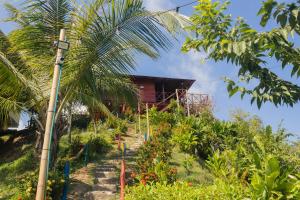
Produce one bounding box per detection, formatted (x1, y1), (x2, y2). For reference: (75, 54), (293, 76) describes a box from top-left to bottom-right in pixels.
(34, 104), (47, 153)
(50, 113), (67, 168)
(93, 119), (97, 135)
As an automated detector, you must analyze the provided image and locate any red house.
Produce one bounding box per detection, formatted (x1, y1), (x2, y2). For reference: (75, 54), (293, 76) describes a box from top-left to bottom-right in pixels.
(128, 75), (210, 113)
(131, 75), (195, 104)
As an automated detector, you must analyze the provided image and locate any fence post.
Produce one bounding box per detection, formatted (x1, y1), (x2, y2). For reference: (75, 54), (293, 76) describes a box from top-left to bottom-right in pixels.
(138, 103), (141, 134)
(146, 103), (150, 140)
(176, 89), (180, 110)
(61, 161), (70, 200)
(186, 92), (190, 116)
(120, 143), (126, 200)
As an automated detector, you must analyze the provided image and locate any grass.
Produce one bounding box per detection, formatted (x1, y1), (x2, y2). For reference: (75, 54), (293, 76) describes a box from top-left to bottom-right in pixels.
(170, 147), (213, 185)
(0, 149), (37, 200)
(0, 127), (115, 199)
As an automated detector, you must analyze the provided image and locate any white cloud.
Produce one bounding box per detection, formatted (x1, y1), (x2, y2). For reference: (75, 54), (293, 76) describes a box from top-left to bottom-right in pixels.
(166, 50), (219, 95)
(143, 0), (175, 11)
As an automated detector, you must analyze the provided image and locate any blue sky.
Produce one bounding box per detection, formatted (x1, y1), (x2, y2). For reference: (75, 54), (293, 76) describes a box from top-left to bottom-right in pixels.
(1, 0), (300, 138)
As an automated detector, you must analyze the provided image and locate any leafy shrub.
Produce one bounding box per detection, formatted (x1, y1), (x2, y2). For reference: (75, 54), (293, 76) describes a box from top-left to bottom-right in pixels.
(18, 170), (64, 200)
(205, 138), (300, 199)
(124, 107), (135, 122)
(126, 181), (249, 200)
(182, 155), (196, 175)
(105, 118), (128, 133)
(172, 118), (198, 154)
(153, 161), (177, 183)
(172, 111), (238, 159)
(87, 136), (112, 158)
(135, 121), (174, 184)
(149, 107), (175, 126)
(117, 120), (128, 133)
(69, 135), (83, 156)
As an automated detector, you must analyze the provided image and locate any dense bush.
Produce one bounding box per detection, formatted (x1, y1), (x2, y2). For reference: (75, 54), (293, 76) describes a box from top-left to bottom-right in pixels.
(125, 181), (249, 200)
(128, 104), (300, 199)
(69, 135), (83, 156)
(172, 110), (239, 159)
(105, 118), (128, 133)
(149, 107), (175, 126)
(135, 121), (175, 184)
(18, 171), (65, 200)
(87, 135), (112, 158)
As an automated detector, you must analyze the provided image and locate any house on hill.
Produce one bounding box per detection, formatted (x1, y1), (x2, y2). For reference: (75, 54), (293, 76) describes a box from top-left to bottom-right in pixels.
(128, 75), (210, 113)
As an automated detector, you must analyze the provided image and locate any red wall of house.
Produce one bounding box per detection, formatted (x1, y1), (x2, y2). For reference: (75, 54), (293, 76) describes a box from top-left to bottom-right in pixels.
(133, 80), (156, 103)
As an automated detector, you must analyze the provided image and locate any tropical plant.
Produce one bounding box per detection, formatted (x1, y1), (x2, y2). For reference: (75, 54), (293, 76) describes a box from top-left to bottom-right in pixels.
(1, 0), (188, 154)
(125, 181), (249, 200)
(183, 0), (300, 107)
(0, 30), (42, 129)
(128, 102), (300, 199)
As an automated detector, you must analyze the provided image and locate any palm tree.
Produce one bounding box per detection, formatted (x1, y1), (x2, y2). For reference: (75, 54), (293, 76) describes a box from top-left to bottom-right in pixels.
(0, 30), (43, 129)
(2, 0), (188, 149)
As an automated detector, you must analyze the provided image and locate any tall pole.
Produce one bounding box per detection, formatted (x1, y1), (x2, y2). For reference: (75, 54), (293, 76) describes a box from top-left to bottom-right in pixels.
(36, 29), (66, 200)
(146, 103), (150, 140)
(186, 91), (190, 116)
(176, 89), (180, 110)
(138, 102), (141, 134)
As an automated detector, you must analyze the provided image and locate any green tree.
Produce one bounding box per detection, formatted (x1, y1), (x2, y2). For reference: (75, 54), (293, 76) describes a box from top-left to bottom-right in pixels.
(0, 30), (43, 129)
(0, 0), (187, 125)
(1, 0), (188, 154)
(183, 0), (300, 108)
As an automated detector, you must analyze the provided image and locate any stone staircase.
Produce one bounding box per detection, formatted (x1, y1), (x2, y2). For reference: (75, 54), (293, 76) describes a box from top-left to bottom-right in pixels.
(83, 134), (144, 200)
(84, 160), (118, 200)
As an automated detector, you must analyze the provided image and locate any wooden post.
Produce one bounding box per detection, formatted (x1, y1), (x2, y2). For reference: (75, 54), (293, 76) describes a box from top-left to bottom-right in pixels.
(162, 83), (165, 102)
(186, 91), (190, 116)
(146, 103), (150, 140)
(191, 94), (194, 114)
(36, 29), (66, 200)
(120, 159), (126, 200)
(176, 89), (180, 110)
(138, 102), (141, 134)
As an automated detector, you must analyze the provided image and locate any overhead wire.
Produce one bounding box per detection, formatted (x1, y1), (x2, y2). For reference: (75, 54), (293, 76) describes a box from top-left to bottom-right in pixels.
(74, 0), (199, 39)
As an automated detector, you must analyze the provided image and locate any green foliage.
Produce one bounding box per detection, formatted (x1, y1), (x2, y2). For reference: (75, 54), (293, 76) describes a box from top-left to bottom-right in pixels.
(149, 107), (175, 126)
(183, 0), (300, 107)
(0, 150), (36, 178)
(182, 155), (196, 175)
(171, 117), (198, 154)
(105, 118), (128, 133)
(17, 171), (64, 200)
(69, 135), (83, 156)
(87, 135), (112, 158)
(0, 0), (188, 130)
(172, 110), (237, 158)
(135, 121), (175, 184)
(125, 181), (249, 200)
(128, 106), (300, 199)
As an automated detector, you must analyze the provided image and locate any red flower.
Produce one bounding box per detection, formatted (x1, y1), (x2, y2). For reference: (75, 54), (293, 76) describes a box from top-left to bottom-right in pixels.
(141, 179), (147, 186)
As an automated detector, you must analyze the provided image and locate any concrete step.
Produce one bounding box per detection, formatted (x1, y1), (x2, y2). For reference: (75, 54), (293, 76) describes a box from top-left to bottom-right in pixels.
(92, 184), (117, 193)
(95, 171), (116, 178)
(95, 166), (116, 172)
(97, 177), (118, 185)
(85, 191), (115, 200)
